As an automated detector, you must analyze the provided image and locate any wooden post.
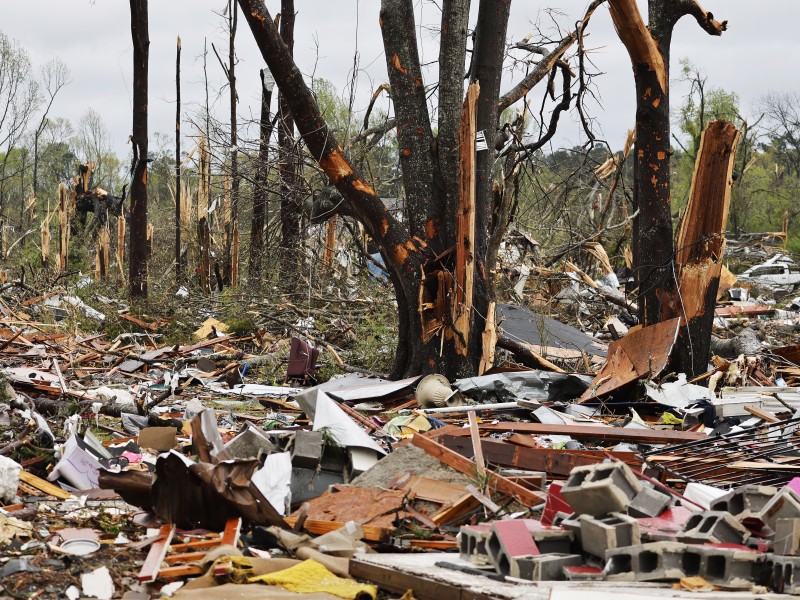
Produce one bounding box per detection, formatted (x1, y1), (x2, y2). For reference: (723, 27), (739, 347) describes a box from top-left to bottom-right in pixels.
(666, 120), (740, 376)
(450, 82), (479, 356)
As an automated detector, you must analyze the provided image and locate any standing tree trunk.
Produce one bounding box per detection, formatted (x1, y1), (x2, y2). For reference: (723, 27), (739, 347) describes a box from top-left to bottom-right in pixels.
(175, 35), (182, 283)
(278, 0), (301, 287)
(608, 0), (726, 326)
(227, 0), (240, 286)
(129, 0), (149, 298)
(248, 69), (274, 281)
(238, 0), (589, 379)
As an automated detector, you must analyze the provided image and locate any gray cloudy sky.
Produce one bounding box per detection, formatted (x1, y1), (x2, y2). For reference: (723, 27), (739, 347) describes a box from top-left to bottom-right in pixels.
(3, 1), (797, 161)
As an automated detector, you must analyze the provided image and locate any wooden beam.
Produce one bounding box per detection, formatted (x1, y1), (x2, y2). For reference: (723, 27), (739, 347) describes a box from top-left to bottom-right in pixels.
(439, 435), (642, 477)
(410, 434), (546, 505)
(477, 422), (705, 444)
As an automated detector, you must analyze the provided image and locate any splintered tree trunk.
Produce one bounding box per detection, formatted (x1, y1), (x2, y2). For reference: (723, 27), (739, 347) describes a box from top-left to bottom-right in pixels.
(608, 0), (726, 326)
(666, 120), (739, 376)
(175, 35), (182, 283)
(238, 0), (551, 379)
(129, 0), (149, 298)
(278, 0), (301, 286)
(248, 69), (273, 281)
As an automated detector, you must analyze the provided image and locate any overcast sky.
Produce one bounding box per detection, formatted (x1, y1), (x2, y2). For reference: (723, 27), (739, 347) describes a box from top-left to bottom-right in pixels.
(3, 1), (797, 162)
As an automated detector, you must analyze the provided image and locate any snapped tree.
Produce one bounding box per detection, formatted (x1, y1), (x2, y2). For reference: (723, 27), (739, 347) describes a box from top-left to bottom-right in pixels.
(129, 0), (149, 298)
(238, 0), (602, 378)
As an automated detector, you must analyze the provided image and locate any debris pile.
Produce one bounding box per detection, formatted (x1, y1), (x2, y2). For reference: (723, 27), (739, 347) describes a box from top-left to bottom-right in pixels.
(0, 250), (800, 598)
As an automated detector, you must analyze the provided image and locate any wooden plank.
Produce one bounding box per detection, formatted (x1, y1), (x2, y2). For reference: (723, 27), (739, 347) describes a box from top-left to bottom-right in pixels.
(431, 493), (481, 525)
(350, 558), (495, 600)
(138, 524), (175, 582)
(441, 435), (642, 477)
(744, 406), (781, 423)
(468, 412), (485, 477)
(410, 434), (546, 505)
(283, 517), (389, 542)
(477, 422), (704, 443)
(18, 470), (72, 499)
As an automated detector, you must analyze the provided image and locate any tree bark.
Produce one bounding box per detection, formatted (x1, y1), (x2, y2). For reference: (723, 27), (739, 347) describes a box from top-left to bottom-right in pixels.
(175, 35), (182, 283)
(278, 0), (301, 287)
(129, 0), (149, 298)
(248, 69), (273, 281)
(227, 0), (240, 286)
(237, 0), (576, 380)
(665, 119), (739, 376)
(608, 0), (726, 326)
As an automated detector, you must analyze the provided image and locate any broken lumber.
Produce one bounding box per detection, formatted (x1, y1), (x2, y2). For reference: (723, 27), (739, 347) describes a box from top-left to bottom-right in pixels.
(476, 422), (705, 444)
(410, 433), (546, 505)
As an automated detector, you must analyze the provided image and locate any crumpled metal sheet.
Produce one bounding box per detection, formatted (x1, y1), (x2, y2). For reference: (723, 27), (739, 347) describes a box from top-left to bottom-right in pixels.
(453, 370), (593, 403)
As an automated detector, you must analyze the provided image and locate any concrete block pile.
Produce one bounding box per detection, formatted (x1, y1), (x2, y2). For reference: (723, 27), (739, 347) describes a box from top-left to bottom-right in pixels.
(457, 461), (800, 593)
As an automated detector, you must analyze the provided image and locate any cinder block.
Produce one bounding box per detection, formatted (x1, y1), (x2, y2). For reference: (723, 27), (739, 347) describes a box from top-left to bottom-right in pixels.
(563, 564), (603, 581)
(459, 525), (492, 565)
(771, 555), (800, 594)
(775, 519), (800, 556)
(678, 511), (750, 545)
(710, 485), (778, 519)
(560, 462), (642, 516)
(510, 553), (583, 581)
(486, 520), (539, 576)
(760, 488), (800, 532)
(523, 520), (574, 554)
(580, 513), (640, 559)
(627, 485), (671, 518)
(291, 431), (324, 469)
(605, 541), (691, 582)
(693, 544), (766, 589)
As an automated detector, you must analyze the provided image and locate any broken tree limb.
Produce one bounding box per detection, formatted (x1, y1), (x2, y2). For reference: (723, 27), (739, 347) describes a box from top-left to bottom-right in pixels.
(495, 335), (566, 373)
(665, 120), (740, 376)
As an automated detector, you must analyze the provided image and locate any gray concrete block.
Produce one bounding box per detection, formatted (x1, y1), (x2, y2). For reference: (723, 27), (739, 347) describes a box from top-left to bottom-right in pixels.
(775, 519), (800, 556)
(511, 553), (583, 581)
(692, 544), (766, 589)
(560, 462), (642, 516)
(627, 485), (671, 518)
(224, 424), (277, 459)
(458, 525), (492, 566)
(605, 541), (690, 582)
(771, 554), (800, 594)
(580, 513), (640, 559)
(291, 431), (325, 469)
(760, 488), (800, 532)
(677, 510), (750, 545)
(528, 524), (574, 555)
(709, 484), (778, 519)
